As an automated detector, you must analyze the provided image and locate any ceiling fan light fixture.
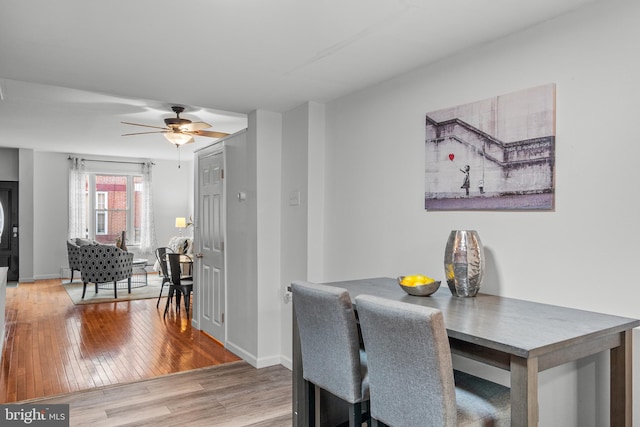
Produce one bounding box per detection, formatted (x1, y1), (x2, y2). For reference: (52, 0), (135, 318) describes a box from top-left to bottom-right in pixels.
(164, 132), (193, 146)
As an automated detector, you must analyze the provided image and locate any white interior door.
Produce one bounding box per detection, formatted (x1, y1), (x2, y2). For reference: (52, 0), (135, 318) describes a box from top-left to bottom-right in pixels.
(196, 149), (225, 343)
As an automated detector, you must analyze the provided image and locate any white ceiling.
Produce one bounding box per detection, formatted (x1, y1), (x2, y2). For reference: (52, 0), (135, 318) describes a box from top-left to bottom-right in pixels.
(0, 0), (600, 160)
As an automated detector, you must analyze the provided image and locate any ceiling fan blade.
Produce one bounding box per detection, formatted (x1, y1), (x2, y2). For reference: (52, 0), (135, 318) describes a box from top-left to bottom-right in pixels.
(121, 121), (169, 131)
(192, 130), (231, 138)
(122, 131), (169, 136)
(181, 121), (211, 131)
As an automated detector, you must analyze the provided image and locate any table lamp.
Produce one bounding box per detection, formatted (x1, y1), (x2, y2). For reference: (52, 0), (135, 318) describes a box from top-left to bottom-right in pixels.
(175, 217), (187, 235)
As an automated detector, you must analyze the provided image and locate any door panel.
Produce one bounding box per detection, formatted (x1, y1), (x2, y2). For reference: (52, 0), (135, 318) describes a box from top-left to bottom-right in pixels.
(0, 181), (18, 281)
(197, 151), (225, 343)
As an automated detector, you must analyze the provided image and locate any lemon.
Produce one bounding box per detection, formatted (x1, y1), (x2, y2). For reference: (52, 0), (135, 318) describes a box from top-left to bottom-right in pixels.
(401, 275), (435, 287)
(414, 275), (429, 283)
(400, 276), (416, 286)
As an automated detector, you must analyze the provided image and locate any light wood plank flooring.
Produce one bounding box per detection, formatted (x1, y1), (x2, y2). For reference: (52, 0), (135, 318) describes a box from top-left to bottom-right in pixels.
(30, 361), (293, 427)
(0, 279), (244, 403)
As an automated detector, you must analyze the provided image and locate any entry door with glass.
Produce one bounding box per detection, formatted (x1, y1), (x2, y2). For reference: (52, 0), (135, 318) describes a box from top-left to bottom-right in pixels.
(0, 181), (19, 281)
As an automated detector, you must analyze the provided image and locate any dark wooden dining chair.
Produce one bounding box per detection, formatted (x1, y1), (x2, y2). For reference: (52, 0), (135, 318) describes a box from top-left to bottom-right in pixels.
(355, 294), (510, 427)
(165, 253), (194, 318)
(291, 280), (370, 427)
(155, 247), (174, 307)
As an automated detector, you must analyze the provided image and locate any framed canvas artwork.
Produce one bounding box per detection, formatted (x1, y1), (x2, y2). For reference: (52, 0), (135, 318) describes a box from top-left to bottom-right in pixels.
(425, 84), (556, 210)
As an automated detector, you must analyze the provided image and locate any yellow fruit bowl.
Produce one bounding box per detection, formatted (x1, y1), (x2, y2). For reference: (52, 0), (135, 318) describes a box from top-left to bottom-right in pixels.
(397, 276), (441, 297)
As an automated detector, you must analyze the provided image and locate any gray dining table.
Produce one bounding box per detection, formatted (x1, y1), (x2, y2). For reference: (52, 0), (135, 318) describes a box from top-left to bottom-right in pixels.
(291, 277), (640, 427)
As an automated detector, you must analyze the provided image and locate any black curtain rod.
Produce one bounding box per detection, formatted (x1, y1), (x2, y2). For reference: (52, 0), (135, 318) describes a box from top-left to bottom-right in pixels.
(68, 156), (155, 166)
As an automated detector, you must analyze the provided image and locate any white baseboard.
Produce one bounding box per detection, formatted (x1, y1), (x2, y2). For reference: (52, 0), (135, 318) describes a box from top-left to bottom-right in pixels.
(225, 340), (290, 369)
(280, 355), (292, 370)
(225, 340), (258, 367)
(33, 274), (62, 280)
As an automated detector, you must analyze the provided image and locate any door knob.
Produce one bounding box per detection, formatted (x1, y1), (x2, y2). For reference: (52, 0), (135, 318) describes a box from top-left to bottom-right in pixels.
(195, 253), (204, 258)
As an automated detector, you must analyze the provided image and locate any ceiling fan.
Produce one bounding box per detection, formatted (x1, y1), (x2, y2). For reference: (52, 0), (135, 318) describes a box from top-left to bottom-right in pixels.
(121, 106), (230, 146)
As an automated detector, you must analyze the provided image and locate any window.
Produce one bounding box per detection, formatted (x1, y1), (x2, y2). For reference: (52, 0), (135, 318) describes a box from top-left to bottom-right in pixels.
(85, 174), (142, 245)
(95, 192), (108, 235)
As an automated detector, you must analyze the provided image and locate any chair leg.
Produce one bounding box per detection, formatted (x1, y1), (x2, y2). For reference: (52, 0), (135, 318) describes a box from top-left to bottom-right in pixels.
(82, 282), (87, 299)
(181, 286), (191, 317)
(70, 270), (74, 282)
(348, 402), (363, 427)
(156, 279), (168, 308)
(113, 281), (118, 299)
(127, 277), (131, 294)
(164, 287), (174, 318)
(175, 291), (182, 314)
(95, 283), (99, 294)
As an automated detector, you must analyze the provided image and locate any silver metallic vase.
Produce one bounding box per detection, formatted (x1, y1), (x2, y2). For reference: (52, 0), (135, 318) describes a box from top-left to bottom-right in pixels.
(444, 230), (484, 297)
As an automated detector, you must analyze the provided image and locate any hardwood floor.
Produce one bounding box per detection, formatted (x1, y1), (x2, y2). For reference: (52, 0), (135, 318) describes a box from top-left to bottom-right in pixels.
(0, 279), (244, 403)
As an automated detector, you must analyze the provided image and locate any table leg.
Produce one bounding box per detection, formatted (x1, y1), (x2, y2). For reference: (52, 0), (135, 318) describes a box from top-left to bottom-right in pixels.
(611, 330), (633, 427)
(510, 355), (539, 426)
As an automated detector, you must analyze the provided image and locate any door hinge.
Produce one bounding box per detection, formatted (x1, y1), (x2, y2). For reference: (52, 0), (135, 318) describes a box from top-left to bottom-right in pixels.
(222, 312), (225, 323)
(221, 169), (224, 179)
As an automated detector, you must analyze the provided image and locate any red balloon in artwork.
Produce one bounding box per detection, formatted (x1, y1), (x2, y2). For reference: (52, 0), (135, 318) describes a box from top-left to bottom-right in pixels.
(448, 153), (455, 161)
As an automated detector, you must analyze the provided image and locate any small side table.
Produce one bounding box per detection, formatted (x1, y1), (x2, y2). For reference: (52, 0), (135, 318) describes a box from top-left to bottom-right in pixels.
(131, 259), (148, 287)
(102, 259), (148, 290)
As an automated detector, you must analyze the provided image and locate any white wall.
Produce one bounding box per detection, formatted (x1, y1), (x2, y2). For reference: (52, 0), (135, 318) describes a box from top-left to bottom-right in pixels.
(255, 110), (284, 367)
(278, 101), (327, 366)
(18, 149), (34, 282)
(225, 128), (259, 361)
(225, 111), (287, 368)
(33, 152), (69, 278)
(0, 147), (19, 180)
(280, 103), (311, 367)
(152, 158), (196, 250)
(309, 0), (640, 425)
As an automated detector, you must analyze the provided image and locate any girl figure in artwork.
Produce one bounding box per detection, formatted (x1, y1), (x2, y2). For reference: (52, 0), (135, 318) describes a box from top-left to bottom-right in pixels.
(460, 165), (470, 196)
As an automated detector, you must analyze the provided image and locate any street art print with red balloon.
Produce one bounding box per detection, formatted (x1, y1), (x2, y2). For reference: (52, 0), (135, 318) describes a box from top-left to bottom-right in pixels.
(425, 84), (556, 210)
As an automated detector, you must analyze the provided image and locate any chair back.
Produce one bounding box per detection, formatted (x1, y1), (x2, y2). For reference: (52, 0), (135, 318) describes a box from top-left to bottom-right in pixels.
(291, 280), (367, 404)
(167, 253), (192, 286)
(67, 238), (97, 270)
(80, 244), (133, 285)
(155, 247), (173, 278)
(355, 294), (457, 426)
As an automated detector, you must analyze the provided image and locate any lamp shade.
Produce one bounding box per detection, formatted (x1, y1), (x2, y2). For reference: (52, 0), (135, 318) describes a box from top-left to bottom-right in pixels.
(175, 217), (187, 228)
(164, 132), (194, 146)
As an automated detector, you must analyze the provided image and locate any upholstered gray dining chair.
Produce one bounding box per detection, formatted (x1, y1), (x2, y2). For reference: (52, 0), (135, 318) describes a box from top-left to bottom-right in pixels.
(355, 294), (511, 427)
(80, 244), (133, 299)
(291, 281), (370, 427)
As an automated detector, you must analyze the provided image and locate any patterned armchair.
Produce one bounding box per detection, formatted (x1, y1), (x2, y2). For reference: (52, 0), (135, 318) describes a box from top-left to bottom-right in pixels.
(67, 238), (98, 282)
(80, 244), (133, 299)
